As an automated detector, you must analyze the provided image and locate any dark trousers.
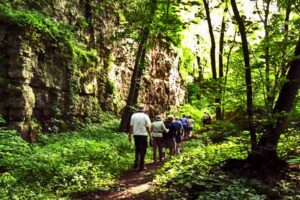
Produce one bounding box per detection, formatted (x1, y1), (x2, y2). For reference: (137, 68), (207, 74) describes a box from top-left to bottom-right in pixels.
(152, 137), (163, 162)
(134, 135), (148, 170)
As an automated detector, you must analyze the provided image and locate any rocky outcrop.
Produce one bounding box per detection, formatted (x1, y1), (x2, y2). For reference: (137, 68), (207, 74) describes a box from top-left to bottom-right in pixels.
(0, 1), (185, 139)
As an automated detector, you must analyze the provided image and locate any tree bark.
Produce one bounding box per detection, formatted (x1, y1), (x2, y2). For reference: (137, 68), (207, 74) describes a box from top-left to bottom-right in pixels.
(119, 0), (157, 132)
(231, 0), (257, 150)
(133, 48), (147, 105)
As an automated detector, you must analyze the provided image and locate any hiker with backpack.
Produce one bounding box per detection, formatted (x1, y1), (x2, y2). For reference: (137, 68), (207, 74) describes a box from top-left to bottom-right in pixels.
(173, 116), (183, 154)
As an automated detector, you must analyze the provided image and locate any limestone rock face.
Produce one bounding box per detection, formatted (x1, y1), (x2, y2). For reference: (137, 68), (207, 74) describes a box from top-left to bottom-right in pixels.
(0, 1), (186, 139)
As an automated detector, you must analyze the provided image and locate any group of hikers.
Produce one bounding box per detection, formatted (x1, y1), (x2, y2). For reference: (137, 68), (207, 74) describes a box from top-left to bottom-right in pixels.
(128, 105), (211, 172)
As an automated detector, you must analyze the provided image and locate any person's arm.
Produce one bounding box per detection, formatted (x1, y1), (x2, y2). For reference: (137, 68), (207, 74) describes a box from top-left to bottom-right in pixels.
(129, 125), (133, 142)
(146, 116), (152, 140)
(129, 115), (134, 142)
(146, 126), (152, 140)
(162, 122), (168, 133)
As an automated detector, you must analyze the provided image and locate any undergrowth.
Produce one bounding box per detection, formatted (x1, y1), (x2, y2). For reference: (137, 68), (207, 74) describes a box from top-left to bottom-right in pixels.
(0, 118), (135, 199)
(150, 123), (300, 199)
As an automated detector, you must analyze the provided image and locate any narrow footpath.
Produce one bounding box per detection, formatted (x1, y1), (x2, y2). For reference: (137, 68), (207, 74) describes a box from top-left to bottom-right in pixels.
(77, 162), (161, 200)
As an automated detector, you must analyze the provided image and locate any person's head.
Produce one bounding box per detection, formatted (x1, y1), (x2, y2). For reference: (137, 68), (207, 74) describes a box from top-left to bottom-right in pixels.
(175, 116), (180, 121)
(137, 104), (144, 112)
(167, 115), (174, 122)
(155, 115), (162, 121)
(188, 115), (192, 119)
(182, 114), (186, 118)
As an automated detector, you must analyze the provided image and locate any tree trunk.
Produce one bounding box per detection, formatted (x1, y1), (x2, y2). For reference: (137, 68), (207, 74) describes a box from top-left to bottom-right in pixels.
(235, 37), (300, 178)
(231, 0), (257, 150)
(270, 1), (292, 125)
(217, 6), (227, 120)
(119, 0), (158, 132)
(133, 48), (147, 105)
(196, 56), (204, 84)
(263, 0), (272, 110)
(203, 0), (217, 79)
(204, 0), (222, 120)
(258, 37), (300, 156)
(280, 1), (292, 77)
(119, 28), (150, 132)
(222, 31), (236, 118)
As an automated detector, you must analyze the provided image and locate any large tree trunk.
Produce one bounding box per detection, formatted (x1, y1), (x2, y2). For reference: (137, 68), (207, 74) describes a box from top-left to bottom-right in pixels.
(133, 48), (147, 105)
(119, 29), (150, 132)
(119, 0), (158, 132)
(203, 0), (222, 120)
(231, 0), (257, 150)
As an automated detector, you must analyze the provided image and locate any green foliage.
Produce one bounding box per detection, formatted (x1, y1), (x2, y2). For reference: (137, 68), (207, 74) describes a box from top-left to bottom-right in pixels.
(277, 127), (300, 158)
(118, 0), (184, 46)
(151, 127), (299, 199)
(180, 47), (197, 83)
(152, 139), (250, 199)
(0, 119), (134, 199)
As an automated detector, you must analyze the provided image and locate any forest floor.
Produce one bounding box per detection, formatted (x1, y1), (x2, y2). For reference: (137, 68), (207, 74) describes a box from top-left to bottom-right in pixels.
(77, 162), (161, 200)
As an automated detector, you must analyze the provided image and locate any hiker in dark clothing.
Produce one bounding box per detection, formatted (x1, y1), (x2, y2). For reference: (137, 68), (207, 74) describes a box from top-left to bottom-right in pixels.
(181, 115), (188, 139)
(202, 112), (211, 125)
(163, 115), (176, 158)
(173, 116), (183, 154)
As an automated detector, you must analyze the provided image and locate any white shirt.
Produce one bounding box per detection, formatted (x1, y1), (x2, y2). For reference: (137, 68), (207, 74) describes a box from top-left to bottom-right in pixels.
(130, 112), (151, 136)
(151, 121), (168, 137)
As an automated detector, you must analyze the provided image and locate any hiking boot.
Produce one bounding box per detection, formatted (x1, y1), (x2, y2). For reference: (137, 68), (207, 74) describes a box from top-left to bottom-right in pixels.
(138, 166), (147, 172)
(132, 164), (138, 169)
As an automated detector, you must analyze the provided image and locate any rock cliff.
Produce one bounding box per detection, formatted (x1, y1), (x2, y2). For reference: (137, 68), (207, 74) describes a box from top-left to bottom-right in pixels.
(0, 0), (185, 140)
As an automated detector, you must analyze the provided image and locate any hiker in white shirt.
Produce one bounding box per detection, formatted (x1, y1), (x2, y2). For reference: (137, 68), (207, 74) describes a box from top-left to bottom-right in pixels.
(128, 105), (152, 172)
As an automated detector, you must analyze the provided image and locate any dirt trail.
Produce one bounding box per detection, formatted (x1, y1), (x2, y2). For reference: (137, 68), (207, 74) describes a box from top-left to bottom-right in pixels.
(78, 162), (161, 200)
